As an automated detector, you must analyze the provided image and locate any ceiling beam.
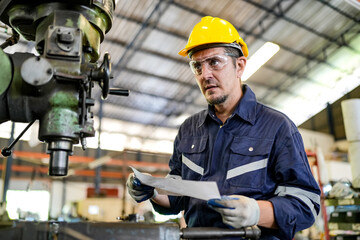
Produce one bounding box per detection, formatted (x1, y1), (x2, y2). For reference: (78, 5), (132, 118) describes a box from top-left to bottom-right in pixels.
(259, 20), (359, 103)
(244, 0), (298, 38)
(243, 0), (359, 53)
(315, 0), (360, 23)
(114, 0), (173, 69)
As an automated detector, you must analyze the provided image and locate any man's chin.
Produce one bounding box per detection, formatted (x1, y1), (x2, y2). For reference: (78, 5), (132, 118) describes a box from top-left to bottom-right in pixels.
(206, 95), (227, 105)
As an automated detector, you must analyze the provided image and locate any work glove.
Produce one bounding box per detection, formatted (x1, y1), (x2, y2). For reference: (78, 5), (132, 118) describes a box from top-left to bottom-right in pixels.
(126, 173), (157, 203)
(208, 195), (260, 228)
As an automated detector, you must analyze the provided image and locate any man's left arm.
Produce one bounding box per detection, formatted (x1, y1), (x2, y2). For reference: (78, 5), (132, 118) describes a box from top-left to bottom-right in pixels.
(264, 130), (320, 239)
(211, 130), (320, 239)
(257, 200), (277, 229)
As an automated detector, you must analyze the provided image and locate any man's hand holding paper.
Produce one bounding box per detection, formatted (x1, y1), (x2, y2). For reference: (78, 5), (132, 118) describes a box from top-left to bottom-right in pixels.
(129, 167), (220, 201)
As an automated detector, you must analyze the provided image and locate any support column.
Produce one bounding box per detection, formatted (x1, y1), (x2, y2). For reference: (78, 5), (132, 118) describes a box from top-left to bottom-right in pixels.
(341, 98), (360, 188)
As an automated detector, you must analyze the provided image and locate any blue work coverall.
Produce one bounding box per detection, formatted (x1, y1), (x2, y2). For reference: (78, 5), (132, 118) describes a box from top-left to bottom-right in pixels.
(152, 85), (321, 239)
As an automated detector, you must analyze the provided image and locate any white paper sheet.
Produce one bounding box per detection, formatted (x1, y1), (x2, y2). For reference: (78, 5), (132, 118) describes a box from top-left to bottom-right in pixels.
(130, 167), (220, 201)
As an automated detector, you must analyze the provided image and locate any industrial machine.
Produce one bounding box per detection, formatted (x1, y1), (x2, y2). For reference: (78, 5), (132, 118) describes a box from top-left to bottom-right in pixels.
(0, 221), (261, 240)
(0, 0), (129, 176)
(0, 222), (260, 240)
(0, 1), (261, 239)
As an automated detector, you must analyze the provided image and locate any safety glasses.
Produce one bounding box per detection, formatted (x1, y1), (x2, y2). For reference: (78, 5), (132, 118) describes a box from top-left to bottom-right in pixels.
(189, 54), (235, 76)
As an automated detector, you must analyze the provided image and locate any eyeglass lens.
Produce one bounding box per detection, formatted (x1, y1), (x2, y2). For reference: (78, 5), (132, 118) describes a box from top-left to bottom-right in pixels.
(189, 55), (230, 75)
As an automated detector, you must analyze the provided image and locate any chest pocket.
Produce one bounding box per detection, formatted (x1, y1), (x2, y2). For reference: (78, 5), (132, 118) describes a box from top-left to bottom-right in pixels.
(227, 136), (273, 189)
(178, 136), (208, 180)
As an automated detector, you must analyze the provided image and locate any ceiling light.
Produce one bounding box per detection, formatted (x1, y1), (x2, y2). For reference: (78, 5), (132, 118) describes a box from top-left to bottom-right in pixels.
(242, 42), (280, 81)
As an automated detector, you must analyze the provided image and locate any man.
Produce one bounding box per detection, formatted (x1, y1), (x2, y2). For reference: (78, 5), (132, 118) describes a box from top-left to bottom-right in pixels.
(127, 16), (321, 239)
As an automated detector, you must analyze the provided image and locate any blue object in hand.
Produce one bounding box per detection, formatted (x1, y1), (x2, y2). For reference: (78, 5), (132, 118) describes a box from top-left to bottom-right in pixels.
(127, 175), (155, 203)
(207, 196), (238, 209)
(133, 178), (154, 190)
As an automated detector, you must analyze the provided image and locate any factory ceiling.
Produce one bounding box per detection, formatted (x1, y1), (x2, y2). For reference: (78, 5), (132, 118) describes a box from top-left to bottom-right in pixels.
(1, 0), (360, 155)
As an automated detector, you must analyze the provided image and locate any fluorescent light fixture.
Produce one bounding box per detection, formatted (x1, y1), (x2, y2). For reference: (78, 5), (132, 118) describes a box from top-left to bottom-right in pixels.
(242, 42), (280, 81)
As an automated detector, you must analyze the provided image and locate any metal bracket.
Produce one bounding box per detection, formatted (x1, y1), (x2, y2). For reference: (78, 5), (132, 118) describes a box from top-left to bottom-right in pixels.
(45, 26), (82, 61)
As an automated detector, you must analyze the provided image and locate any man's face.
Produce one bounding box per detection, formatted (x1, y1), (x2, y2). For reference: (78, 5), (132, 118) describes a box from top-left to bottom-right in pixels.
(191, 47), (246, 106)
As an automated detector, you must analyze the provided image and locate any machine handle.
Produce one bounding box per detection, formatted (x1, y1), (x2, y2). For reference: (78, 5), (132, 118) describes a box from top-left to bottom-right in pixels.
(109, 88), (130, 96)
(1, 120), (35, 157)
(100, 53), (110, 99)
(180, 226), (261, 239)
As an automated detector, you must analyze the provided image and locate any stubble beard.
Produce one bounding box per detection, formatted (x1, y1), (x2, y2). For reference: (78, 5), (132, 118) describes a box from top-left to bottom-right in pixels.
(206, 94), (228, 106)
(201, 78), (228, 105)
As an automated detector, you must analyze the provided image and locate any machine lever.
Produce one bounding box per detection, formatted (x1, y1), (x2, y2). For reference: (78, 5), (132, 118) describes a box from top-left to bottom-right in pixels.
(1, 120), (36, 157)
(109, 88), (130, 96)
(0, 31), (19, 49)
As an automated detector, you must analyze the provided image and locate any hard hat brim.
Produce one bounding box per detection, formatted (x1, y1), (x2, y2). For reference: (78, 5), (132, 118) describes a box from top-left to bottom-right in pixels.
(179, 42), (245, 58)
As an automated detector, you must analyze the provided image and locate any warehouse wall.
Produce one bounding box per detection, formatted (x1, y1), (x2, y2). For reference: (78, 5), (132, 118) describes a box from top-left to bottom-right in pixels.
(299, 128), (352, 184)
(299, 128), (335, 155)
(0, 178), (132, 220)
(50, 181), (89, 219)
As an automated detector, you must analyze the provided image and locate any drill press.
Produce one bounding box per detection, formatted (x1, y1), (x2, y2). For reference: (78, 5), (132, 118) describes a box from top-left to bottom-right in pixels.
(0, 0), (128, 176)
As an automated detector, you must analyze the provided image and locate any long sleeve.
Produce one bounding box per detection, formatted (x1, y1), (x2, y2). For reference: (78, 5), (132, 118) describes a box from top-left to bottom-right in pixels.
(268, 131), (321, 239)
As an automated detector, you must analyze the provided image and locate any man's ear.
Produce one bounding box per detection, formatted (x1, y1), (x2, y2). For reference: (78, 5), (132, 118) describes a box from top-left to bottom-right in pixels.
(236, 56), (247, 78)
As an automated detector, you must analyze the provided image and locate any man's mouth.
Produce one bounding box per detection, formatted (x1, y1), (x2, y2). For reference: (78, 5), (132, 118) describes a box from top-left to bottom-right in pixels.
(205, 85), (217, 91)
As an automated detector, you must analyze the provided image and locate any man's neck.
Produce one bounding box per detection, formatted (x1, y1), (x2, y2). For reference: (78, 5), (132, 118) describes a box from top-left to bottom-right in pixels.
(214, 86), (244, 124)
(214, 99), (239, 124)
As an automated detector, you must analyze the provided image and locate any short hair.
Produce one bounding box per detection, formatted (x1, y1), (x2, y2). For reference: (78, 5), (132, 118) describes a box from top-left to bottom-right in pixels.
(224, 46), (243, 66)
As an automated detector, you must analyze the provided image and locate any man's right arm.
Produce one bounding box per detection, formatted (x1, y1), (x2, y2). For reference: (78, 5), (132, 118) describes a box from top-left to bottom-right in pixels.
(150, 129), (185, 214)
(126, 171), (173, 209)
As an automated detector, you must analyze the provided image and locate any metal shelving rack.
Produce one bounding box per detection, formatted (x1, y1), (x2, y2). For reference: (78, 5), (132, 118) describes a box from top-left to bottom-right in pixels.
(325, 198), (360, 233)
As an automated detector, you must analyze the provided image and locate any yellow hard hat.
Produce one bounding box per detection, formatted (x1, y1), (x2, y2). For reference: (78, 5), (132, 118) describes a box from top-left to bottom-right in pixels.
(178, 16), (248, 57)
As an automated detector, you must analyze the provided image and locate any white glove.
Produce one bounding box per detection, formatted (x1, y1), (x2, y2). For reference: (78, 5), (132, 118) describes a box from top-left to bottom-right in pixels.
(126, 173), (157, 203)
(208, 195), (260, 228)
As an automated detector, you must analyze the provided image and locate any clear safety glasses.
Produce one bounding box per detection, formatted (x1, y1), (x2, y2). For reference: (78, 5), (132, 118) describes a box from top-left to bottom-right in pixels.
(189, 54), (235, 76)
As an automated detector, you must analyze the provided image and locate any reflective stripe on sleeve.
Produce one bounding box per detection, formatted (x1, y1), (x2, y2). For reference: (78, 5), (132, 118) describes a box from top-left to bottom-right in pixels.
(182, 154), (204, 175)
(275, 186), (320, 219)
(226, 158), (268, 180)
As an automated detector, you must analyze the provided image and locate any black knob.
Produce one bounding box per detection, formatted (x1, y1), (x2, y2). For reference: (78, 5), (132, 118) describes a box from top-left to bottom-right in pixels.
(1, 148), (12, 157)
